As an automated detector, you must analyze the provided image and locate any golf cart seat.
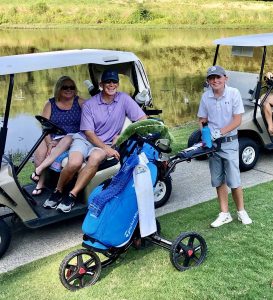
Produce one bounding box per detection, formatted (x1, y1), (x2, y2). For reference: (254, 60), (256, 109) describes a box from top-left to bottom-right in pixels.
(225, 70), (259, 106)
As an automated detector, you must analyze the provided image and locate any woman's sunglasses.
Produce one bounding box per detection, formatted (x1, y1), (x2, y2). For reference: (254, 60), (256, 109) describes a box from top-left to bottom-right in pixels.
(61, 85), (76, 90)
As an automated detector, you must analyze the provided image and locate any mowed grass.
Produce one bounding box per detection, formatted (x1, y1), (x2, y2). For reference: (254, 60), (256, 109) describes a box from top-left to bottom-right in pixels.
(0, 179), (273, 299)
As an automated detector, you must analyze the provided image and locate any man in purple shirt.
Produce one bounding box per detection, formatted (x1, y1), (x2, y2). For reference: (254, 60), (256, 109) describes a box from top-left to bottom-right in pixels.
(43, 70), (147, 212)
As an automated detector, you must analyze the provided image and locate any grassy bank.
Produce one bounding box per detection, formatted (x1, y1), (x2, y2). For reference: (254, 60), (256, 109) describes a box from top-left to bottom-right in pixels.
(0, 0), (273, 29)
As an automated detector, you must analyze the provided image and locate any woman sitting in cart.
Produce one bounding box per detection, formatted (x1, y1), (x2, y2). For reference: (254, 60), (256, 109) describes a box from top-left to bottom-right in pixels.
(30, 76), (85, 195)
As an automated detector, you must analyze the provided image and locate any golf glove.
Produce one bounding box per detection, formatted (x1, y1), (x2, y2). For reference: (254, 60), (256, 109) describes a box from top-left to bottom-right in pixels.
(211, 129), (222, 141)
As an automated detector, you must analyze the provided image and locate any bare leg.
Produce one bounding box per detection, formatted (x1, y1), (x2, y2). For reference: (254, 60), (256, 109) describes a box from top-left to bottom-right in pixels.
(35, 135), (72, 175)
(34, 136), (73, 191)
(33, 140), (47, 168)
(262, 94), (273, 134)
(70, 149), (106, 197)
(56, 151), (84, 192)
(231, 187), (244, 211)
(216, 183), (229, 213)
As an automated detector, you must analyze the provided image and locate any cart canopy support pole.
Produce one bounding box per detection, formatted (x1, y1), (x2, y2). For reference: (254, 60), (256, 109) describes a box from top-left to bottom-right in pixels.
(0, 74), (14, 169)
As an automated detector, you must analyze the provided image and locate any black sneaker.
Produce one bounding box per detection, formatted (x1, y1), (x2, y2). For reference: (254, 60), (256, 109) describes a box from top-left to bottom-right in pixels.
(43, 190), (63, 209)
(56, 193), (75, 213)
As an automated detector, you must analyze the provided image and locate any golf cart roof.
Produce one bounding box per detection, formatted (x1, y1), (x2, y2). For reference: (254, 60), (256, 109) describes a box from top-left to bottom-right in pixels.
(214, 32), (273, 47)
(0, 49), (140, 76)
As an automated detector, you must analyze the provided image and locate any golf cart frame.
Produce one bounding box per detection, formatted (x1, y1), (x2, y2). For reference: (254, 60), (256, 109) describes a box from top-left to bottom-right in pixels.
(0, 49), (164, 258)
(189, 32), (273, 171)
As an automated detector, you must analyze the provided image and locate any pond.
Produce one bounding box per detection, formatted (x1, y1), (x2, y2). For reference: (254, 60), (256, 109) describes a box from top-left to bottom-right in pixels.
(0, 27), (270, 153)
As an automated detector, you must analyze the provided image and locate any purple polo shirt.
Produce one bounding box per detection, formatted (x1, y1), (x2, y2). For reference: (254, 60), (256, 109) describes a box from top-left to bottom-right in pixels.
(80, 91), (145, 144)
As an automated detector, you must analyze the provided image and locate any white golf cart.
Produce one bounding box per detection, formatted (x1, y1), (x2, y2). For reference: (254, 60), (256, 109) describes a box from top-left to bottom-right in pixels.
(188, 32), (273, 171)
(0, 49), (172, 258)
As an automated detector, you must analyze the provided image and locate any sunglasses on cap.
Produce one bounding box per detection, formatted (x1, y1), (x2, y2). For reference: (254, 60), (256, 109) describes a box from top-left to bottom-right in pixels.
(103, 79), (119, 84)
(61, 85), (76, 90)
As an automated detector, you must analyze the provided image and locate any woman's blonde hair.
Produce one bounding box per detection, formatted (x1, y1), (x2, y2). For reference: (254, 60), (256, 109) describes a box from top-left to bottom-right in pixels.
(54, 76), (78, 101)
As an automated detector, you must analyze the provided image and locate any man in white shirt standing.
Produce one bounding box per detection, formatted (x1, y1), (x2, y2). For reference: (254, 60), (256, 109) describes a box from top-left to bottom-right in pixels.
(198, 65), (252, 227)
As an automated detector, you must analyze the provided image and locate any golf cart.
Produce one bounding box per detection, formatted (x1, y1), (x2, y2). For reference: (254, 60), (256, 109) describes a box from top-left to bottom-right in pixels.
(0, 49), (172, 258)
(188, 32), (273, 171)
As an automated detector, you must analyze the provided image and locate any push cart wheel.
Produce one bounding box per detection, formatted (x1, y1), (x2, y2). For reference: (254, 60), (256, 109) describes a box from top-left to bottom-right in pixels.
(59, 249), (101, 291)
(0, 219), (11, 258)
(154, 176), (172, 208)
(170, 232), (207, 271)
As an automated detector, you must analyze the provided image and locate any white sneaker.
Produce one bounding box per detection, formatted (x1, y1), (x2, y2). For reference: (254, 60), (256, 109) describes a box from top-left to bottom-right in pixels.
(237, 210), (252, 225)
(211, 212), (233, 228)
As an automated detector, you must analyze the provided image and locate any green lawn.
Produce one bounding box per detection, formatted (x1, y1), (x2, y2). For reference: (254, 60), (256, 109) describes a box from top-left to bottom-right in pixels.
(0, 179), (272, 299)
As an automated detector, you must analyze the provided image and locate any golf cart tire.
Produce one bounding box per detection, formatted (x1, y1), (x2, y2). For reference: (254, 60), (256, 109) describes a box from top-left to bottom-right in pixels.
(187, 129), (207, 160)
(239, 137), (259, 172)
(154, 176), (172, 208)
(0, 219), (11, 258)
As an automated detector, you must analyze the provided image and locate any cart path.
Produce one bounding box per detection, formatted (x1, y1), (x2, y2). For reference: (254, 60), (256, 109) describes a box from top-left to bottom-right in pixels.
(1, 153), (273, 273)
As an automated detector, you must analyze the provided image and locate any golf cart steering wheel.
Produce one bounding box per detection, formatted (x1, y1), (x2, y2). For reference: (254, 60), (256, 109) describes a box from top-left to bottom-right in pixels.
(35, 115), (67, 136)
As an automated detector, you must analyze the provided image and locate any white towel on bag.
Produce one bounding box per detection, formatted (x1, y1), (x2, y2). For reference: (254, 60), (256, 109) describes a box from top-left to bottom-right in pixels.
(133, 152), (157, 237)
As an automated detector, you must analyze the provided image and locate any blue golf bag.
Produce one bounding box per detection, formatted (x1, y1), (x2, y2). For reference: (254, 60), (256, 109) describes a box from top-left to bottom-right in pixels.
(82, 141), (159, 250)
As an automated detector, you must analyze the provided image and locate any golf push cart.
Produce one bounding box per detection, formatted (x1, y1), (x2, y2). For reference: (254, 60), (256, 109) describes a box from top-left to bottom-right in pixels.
(0, 49), (172, 258)
(188, 32), (273, 171)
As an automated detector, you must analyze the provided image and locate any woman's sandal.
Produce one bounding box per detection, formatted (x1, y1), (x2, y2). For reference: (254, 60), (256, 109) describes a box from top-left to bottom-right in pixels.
(30, 171), (40, 183)
(32, 187), (45, 196)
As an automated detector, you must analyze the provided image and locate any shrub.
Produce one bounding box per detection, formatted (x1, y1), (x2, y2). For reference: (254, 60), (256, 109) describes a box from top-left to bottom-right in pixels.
(30, 2), (49, 15)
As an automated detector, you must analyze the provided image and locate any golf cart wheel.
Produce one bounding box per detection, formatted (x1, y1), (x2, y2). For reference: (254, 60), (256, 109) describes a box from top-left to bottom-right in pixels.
(154, 176), (172, 208)
(187, 129), (207, 161)
(170, 232), (207, 272)
(0, 219), (11, 258)
(239, 137), (259, 172)
(59, 249), (101, 291)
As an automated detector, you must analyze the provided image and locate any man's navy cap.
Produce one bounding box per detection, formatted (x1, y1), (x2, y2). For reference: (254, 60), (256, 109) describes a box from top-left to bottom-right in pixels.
(207, 65), (226, 78)
(101, 70), (119, 82)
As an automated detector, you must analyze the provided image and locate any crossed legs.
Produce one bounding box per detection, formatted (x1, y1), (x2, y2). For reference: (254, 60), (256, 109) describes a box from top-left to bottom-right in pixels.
(32, 135), (73, 193)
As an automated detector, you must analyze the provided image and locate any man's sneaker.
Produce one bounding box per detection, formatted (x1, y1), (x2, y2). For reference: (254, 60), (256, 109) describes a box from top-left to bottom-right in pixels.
(237, 210), (252, 225)
(211, 212), (233, 228)
(56, 193), (75, 213)
(43, 190), (63, 208)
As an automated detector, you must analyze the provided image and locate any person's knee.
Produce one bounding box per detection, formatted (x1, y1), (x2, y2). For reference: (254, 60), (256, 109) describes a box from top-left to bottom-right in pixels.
(66, 155), (84, 171)
(87, 150), (106, 167)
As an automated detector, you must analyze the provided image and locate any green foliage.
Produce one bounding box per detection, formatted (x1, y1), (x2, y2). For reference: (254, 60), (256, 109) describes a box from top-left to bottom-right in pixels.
(30, 2), (49, 15)
(130, 5), (154, 23)
(1, 0), (273, 27)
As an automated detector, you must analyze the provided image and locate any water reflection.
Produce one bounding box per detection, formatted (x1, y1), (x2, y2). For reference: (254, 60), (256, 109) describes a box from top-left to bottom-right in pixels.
(0, 27), (271, 153)
(4, 115), (41, 153)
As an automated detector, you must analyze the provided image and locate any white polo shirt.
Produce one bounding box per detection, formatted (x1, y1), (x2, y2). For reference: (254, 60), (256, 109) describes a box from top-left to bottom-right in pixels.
(197, 85), (244, 136)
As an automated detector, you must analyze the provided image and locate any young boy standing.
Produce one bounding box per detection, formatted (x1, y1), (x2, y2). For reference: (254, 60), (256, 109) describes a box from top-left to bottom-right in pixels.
(198, 65), (252, 227)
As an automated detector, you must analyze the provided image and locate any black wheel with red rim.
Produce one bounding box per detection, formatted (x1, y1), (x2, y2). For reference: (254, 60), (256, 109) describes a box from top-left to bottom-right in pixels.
(170, 232), (207, 271)
(59, 249), (101, 291)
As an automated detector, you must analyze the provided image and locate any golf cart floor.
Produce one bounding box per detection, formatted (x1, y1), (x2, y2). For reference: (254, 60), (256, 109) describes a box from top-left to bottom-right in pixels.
(23, 184), (87, 228)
